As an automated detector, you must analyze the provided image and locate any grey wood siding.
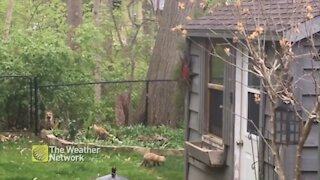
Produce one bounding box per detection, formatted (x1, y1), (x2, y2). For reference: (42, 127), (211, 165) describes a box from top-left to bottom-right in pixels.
(187, 39), (202, 139)
(185, 37), (235, 180)
(189, 110), (200, 131)
(187, 157), (226, 180)
(261, 39), (320, 180)
(189, 92), (200, 112)
(261, 40), (318, 180)
(185, 38), (204, 180)
(280, 37), (320, 180)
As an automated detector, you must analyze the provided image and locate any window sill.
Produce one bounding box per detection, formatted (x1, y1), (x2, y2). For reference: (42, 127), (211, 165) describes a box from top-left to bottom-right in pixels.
(202, 134), (224, 148)
(185, 134), (225, 167)
(208, 83), (224, 91)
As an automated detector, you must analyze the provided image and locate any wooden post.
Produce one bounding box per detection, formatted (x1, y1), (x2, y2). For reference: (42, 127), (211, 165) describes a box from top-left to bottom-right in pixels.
(28, 77), (33, 130)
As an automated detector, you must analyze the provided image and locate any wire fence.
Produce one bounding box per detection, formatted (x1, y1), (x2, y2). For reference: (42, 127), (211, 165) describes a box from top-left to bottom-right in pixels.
(0, 76), (177, 135)
(34, 78), (177, 135)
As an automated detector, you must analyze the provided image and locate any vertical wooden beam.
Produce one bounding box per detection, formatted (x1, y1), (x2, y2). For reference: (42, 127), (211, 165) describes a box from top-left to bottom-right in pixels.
(34, 77), (39, 136)
(200, 38), (209, 134)
(184, 38), (192, 180)
(318, 122), (320, 180)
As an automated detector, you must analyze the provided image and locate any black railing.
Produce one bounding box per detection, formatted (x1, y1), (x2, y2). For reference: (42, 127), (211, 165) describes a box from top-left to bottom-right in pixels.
(32, 78), (176, 135)
(0, 75), (176, 135)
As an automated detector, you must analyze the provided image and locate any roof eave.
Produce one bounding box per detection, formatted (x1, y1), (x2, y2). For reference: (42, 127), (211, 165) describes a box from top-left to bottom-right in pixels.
(187, 16), (320, 42)
(187, 29), (281, 41)
(282, 16), (320, 43)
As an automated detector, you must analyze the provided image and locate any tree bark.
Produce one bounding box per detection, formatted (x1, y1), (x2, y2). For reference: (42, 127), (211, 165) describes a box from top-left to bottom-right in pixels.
(104, 0), (113, 56)
(142, 0), (153, 34)
(270, 103), (286, 180)
(67, 0), (82, 50)
(132, 1), (199, 126)
(93, 0), (102, 104)
(3, 0), (14, 43)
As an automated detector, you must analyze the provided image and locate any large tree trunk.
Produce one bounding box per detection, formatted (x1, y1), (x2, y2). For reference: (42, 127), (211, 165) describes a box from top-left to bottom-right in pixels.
(132, 1), (199, 126)
(67, 0), (82, 50)
(3, 0), (14, 42)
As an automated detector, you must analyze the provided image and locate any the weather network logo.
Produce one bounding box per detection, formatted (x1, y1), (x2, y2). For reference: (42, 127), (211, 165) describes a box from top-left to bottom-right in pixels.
(32, 144), (100, 162)
(32, 145), (49, 162)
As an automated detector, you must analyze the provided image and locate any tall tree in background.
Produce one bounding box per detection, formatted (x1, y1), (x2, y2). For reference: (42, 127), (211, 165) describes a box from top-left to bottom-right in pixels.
(104, 0), (113, 57)
(93, 0), (102, 104)
(67, 0), (82, 50)
(3, 0), (14, 42)
(133, 1), (200, 126)
(142, 0), (153, 34)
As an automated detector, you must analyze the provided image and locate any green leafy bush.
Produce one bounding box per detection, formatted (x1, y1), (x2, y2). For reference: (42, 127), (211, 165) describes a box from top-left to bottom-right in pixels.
(76, 125), (184, 149)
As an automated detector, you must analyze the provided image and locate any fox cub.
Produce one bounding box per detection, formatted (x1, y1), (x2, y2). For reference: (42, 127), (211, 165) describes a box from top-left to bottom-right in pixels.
(141, 152), (166, 167)
(93, 124), (109, 140)
(44, 111), (55, 130)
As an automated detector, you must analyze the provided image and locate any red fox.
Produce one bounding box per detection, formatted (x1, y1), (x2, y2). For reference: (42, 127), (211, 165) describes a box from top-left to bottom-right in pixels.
(93, 124), (109, 140)
(44, 111), (55, 130)
(141, 152), (166, 167)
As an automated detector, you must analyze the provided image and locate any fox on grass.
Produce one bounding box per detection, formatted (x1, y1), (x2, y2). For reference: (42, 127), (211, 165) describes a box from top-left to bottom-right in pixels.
(92, 124), (109, 140)
(42, 111), (55, 130)
(141, 152), (166, 167)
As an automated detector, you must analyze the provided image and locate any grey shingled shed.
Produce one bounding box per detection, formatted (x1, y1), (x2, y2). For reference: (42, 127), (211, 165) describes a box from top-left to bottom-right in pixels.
(184, 0), (320, 179)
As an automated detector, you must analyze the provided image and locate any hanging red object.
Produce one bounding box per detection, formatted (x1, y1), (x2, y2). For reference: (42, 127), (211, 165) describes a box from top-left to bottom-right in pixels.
(182, 63), (190, 81)
(180, 52), (192, 88)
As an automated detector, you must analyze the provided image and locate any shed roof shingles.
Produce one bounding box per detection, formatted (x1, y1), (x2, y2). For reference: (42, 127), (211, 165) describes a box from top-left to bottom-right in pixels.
(186, 0), (320, 32)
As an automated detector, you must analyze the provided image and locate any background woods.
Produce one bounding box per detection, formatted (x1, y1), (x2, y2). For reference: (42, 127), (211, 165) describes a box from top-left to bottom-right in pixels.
(0, 0), (155, 131)
(0, 0), (212, 130)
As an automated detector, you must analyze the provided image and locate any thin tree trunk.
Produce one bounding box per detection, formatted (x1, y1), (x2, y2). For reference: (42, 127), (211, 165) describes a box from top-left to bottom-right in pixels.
(104, 0), (113, 56)
(67, 0), (82, 50)
(142, 0), (152, 34)
(93, 0), (102, 105)
(3, 0), (14, 43)
(141, 0), (155, 53)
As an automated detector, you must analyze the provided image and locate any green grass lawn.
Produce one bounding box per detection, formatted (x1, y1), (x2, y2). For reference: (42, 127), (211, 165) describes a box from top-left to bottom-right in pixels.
(0, 138), (184, 180)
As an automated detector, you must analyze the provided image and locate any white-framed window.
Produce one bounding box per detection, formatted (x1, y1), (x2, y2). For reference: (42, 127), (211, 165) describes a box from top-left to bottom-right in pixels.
(246, 60), (261, 135)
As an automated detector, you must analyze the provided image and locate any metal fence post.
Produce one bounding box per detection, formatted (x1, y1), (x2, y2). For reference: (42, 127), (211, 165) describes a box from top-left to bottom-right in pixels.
(144, 81), (149, 125)
(28, 77), (33, 130)
(34, 77), (40, 135)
